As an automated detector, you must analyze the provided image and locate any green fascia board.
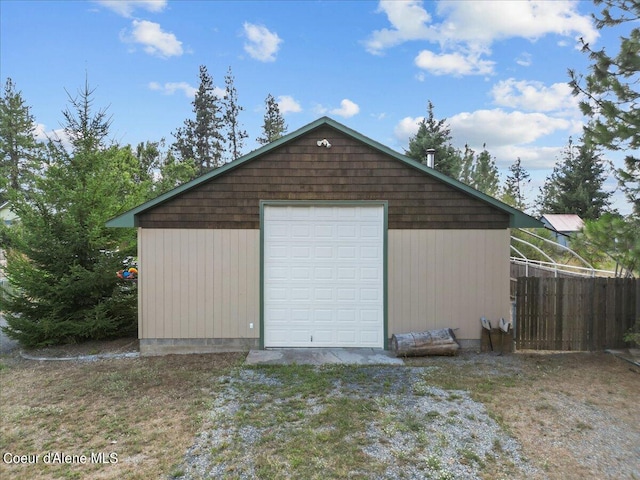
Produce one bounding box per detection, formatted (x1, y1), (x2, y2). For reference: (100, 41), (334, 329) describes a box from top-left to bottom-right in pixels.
(106, 116), (543, 229)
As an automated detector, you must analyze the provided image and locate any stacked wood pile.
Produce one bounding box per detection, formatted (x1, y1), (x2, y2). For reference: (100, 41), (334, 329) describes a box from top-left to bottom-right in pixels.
(391, 328), (459, 357)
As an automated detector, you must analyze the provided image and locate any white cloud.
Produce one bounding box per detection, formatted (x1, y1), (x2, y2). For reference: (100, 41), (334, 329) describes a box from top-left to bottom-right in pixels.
(365, 0), (598, 77)
(330, 99), (360, 118)
(277, 95), (301, 114)
(491, 145), (564, 169)
(313, 104), (328, 116)
(491, 78), (579, 113)
(149, 81), (226, 98)
(448, 109), (570, 147)
(33, 123), (72, 151)
(414, 48), (494, 76)
(96, 0), (167, 18)
(392, 112), (569, 170)
(243, 23), (282, 62)
(434, 0), (598, 48)
(123, 20), (183, 58)
(34, 123), (49, 142)
(515, 52), (532, 67)
(364, 0), (435, 54)
(394, 110), (572, 149)
(148, 81), (197, 97)
(393, 116), (423, 145)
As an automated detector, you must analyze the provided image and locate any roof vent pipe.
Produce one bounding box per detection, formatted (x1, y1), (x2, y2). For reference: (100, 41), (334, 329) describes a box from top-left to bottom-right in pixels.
(425, 148), (435, 168)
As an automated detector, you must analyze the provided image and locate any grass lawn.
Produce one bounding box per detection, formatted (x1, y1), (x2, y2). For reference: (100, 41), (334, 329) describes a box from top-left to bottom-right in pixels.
(0, 351), (243, 480)
(1, 347), (638, 479)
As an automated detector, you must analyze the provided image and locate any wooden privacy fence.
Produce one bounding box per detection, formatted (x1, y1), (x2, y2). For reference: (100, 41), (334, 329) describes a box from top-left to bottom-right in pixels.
(515, 277), (639, 351)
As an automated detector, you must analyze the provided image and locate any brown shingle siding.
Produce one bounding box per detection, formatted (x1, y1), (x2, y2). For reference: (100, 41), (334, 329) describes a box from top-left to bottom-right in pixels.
(138, 126), (509, 230)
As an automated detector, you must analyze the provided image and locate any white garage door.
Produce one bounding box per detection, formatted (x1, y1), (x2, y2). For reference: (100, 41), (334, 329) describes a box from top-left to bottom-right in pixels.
(264, 205), (384, 348)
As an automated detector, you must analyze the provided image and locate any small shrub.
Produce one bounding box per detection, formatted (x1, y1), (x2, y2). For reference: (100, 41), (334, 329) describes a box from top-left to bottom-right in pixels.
(623, 322), (640, 346)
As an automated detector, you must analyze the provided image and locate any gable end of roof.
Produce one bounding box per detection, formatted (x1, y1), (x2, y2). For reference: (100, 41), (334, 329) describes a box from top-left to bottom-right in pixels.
(106, 116), (543, 229)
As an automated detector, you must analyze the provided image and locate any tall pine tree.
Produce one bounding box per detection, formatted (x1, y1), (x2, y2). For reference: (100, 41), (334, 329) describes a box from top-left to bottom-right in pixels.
(568, 0), (639, 278)
(470, 145), (500, 196)
(0, 82), (143, 347)
(569, 0), (638, 169)
(172, 65), (224, 175)
(503, 157), (531, 211)
(458, 144), (475, 186)
(222, 66), (247, 161)
(457, 144), (500, 197)
(0, 78), (42, 197)
(405, 101), (462, 179)
(538, 136), (611, 220)
(257, 94), (287, 145)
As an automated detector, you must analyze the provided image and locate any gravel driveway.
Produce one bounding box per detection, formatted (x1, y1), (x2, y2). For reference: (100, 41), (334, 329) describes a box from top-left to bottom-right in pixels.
(170, 351), (639, 480)
(173, 363), (541, 479)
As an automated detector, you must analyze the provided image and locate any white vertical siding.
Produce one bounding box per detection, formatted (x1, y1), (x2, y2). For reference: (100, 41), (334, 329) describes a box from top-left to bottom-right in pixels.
(138, 229), (260, 339)
(388, 229), (510, 340)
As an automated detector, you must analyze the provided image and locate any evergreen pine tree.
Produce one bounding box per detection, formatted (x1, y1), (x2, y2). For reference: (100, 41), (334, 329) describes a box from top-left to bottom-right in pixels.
(470, 145), (500, 196)
(568, 0), (639, 277)
(458, 144), (475, 186)
(503, 157), (531, 211)
(222, 67), (247, 161)
(405, 101), (462, 179)
(257, 94), (287, 145)
(569, 0), (639, 167)
(0, 78), (43, 195)
(172, 65), (224, 175)
(538, 137), (611, 220)
(0, 82), (144, 347)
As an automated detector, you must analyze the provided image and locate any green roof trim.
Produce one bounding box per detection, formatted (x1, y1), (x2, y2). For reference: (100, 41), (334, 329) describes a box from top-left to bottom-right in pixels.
(106, 116), (543, 229)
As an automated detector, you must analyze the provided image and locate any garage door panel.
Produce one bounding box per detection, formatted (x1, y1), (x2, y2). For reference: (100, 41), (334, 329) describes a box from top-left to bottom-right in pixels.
(314, 288), (334, 301)
(313, 329), (333, 343)
(266, 287), (287, 301)
(291, 309), (310, 321)
(291, 330), (312, 342)
(314, 246), (333, 258)
(361, 267), (380, 280)
(337, 225), (357, 238)
(314, 267), (334, 280)
(337, 267), (356, 280)
(314, 310), (334, 322)
(337, 288), (356, 301)
(361, 246), (380, 258)
(291, 267), (311, 280)
(338, 208), (357, 219)
(264, 205), (384, 348)
(337, 331), (357, 343)
(337, 309), (356, 322)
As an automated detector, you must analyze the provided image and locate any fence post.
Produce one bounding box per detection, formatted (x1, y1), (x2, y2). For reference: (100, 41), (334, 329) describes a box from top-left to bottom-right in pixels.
(586, 278), (595, 351)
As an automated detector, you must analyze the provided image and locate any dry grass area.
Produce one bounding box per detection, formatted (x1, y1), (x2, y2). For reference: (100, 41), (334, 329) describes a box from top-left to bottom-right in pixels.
(0, 345), (243, 480)
(0, 344), (638, 480)
(498, 352), (639, 479)
(406, 351), (640, 479)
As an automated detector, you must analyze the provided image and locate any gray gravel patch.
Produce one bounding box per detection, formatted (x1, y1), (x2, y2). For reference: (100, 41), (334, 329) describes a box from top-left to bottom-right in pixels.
(171, 365), (540, 479)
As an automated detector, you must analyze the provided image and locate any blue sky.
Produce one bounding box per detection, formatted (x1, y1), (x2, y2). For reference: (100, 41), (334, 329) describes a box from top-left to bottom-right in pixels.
(0, 0), (633, 213)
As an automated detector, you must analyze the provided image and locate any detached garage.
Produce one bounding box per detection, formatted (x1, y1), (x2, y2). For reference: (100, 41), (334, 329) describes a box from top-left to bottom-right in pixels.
(107, 117), (541, 355)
